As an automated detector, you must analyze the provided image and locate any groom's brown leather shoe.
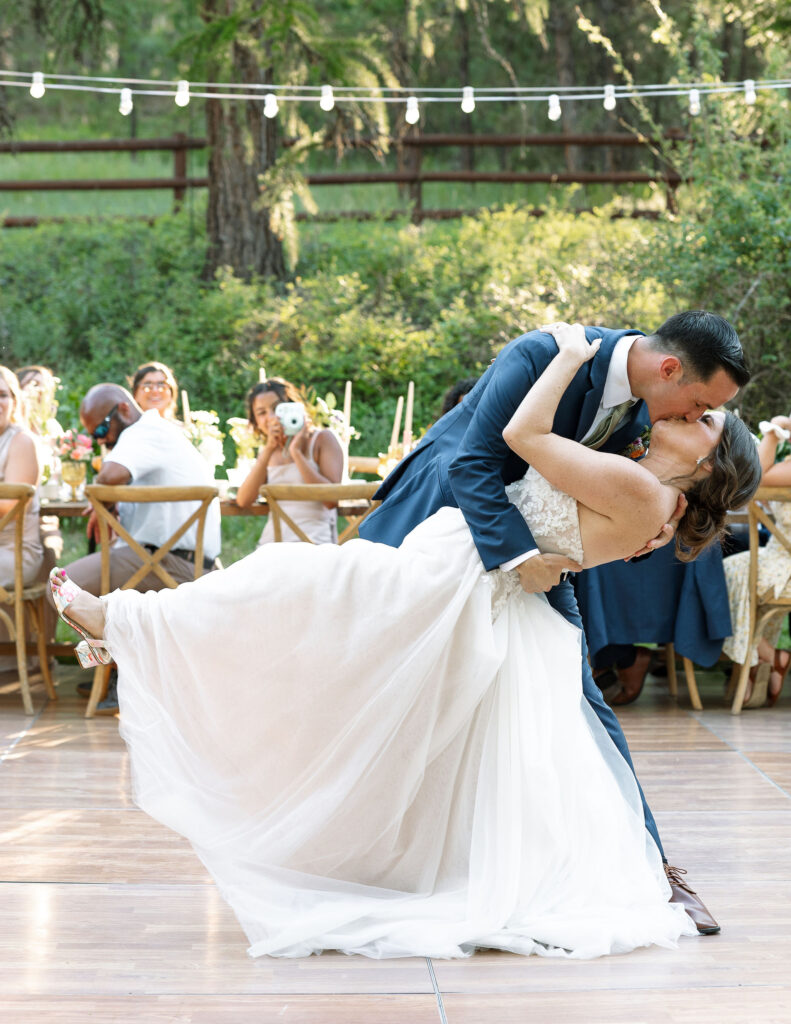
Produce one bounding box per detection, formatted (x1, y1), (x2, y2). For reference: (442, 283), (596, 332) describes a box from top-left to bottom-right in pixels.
(665, 864), (720, 934)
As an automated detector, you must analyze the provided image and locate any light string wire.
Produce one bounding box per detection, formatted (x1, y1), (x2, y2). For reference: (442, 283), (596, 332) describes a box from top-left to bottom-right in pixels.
(1, 69), (789, 106)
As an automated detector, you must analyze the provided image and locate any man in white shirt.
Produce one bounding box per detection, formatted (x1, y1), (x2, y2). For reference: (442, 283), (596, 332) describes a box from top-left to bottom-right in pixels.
(48, 384), (221, 707)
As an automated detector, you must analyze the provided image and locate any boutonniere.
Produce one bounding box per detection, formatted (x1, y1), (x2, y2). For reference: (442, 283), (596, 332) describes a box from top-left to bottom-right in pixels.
(620, 425), (652, 460)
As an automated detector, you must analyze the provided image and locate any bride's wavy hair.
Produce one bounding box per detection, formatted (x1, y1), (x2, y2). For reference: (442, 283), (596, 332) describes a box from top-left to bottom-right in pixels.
(675, 412), (761, 561)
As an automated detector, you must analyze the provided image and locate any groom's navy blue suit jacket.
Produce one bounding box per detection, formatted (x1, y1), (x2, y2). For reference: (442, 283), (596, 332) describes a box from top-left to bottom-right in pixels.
(360, 326), (652, 569)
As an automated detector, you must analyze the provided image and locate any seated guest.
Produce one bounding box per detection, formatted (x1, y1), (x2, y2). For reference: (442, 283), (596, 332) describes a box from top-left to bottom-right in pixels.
(0, 367), (44, 672)
(130, 361), (179, 420)
(722, 415), (791, 708)
(236, 377), (344, 545)
(16, 365), (63, 440)
(47, 383), (221, 710)
(15, 365), (64, 659)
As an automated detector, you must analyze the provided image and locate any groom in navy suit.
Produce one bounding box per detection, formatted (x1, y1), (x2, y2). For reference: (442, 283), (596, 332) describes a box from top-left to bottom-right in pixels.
(360, 310), (750, 934)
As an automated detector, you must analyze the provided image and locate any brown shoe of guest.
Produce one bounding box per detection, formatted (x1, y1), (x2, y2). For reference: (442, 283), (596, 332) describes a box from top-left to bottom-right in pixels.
(664, 864), (720, 934)
(609, 647), (652, 706)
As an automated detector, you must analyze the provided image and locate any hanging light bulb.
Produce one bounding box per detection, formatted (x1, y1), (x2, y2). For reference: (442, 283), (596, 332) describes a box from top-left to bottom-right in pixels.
(461, 86), (475, 114)
(405, 95), (420, 124)
(743, 79), (757, 105)
(547, 93), (562, 122)
(263, 92), (279, 118)
(119, 88), (133, 116)
(175, 80), (190, 107)
(319, 85), (335, 111)
(688, 89), (701, 116)
(603, 84), (616, 112)
(29, 72), (45, 99)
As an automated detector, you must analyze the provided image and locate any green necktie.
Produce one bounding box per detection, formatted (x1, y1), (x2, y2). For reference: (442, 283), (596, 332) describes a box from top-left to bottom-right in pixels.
(583, 400), (633, 450)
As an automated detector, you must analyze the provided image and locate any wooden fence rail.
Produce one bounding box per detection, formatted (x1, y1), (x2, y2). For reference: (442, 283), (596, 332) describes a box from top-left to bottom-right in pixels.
(1, 130), (685, 226)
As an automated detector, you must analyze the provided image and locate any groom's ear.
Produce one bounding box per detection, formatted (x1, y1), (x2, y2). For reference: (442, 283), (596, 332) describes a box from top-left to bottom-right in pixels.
(658, 356), (683, 382)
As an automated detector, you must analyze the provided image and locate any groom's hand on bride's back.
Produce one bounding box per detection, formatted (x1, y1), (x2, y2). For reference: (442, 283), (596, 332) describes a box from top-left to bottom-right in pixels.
(516, 554), (584, 593)
(625, 492), (688, 561)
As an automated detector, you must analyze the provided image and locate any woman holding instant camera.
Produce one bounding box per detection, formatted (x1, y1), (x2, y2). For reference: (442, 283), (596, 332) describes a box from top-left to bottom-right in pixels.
(235, 376), (344, 545)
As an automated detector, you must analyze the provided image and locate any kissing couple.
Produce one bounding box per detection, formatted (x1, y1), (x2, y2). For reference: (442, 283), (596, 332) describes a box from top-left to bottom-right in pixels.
(53, 312), (760, 959)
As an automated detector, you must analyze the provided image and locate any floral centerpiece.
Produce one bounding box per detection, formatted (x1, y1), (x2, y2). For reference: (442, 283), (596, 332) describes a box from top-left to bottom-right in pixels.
(54, 429), (99, 499)
(225, 416), (259, 488)
(311, 392), (360, 448)
(185, 410), (226, 470)
(226, 417), (259, 462)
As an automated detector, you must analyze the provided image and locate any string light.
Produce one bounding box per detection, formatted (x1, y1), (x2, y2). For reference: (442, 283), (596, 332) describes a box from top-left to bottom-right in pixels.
(119, 88), (133, 116)
(319, 85), (334, 111)
(263, 92), (278, 118)
(175, 80), (190, 107)
(1, 70), (788, 114)
(29, 72), (45, 99)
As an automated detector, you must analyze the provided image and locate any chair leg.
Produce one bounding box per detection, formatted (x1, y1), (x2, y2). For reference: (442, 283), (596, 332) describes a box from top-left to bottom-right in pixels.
(31, 598), (57, 701)
(85, 663), (110, 719)
(730, 659), (753, 715)
(14, 602), (33, 716)
(666, 642), (678, 699)
(682, 657), (703, 711)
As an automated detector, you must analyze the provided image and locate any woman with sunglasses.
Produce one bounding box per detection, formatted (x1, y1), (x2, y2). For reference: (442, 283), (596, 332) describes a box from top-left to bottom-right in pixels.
(129, 362), (179, 421)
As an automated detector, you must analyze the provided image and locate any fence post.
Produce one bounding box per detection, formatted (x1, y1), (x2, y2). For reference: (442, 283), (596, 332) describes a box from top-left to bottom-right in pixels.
(173, 132), (187, 211)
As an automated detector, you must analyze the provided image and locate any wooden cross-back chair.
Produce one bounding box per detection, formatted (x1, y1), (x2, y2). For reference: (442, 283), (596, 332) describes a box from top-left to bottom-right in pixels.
(0, 483), (56, 714)
(729, 486), (791, 715)
(83, 483), (218, 718)
(261, 482), (381, 545)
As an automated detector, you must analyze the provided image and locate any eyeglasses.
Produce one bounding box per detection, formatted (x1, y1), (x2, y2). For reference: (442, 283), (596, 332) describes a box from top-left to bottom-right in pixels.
(139, 382), (171, 394)
(92, 404), (118, 442)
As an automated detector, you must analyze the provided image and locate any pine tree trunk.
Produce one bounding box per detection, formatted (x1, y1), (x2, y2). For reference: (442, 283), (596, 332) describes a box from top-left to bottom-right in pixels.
(202, 26), (285, 281)
(548, 3), (579, 173)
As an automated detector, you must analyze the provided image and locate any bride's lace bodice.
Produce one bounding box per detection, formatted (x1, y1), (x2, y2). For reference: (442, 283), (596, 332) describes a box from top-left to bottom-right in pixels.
(488, 466), (584, 619)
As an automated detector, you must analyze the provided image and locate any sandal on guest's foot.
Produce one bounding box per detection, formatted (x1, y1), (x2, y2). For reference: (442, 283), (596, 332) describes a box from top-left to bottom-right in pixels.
(769, 649), (791, 708)
(743, 661), (771, 709)
(49, 568), (112, 669)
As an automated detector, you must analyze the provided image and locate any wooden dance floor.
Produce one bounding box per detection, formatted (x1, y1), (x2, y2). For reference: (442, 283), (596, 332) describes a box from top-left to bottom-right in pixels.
(2, 665), (791, 1023)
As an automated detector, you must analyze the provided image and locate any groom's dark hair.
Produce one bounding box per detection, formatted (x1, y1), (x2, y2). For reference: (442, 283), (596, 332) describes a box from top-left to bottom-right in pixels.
(648, 310), (750, 388)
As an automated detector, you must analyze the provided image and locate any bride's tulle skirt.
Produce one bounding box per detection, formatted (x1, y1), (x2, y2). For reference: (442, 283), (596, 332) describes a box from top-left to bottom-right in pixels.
(104, 507), (695, 959)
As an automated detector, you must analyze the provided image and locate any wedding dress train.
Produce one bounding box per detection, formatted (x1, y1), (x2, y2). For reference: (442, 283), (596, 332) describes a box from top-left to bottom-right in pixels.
(103, 468), (695, 958)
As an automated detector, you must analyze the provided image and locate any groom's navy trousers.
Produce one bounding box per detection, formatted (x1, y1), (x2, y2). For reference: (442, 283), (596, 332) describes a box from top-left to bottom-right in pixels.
(360, 325), (664, 857)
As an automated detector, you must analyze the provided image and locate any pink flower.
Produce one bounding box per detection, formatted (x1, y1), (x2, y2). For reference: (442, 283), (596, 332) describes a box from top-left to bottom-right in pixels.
(71, 447), (92, 461)
(75, 433), (92, 447)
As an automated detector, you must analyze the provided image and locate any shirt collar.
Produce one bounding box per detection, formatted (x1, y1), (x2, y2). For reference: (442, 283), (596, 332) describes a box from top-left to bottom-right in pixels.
(601, 333), (640, 409)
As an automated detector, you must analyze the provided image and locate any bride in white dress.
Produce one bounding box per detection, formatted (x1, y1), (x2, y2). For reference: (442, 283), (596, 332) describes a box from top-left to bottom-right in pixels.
(52, 325), (760, 960)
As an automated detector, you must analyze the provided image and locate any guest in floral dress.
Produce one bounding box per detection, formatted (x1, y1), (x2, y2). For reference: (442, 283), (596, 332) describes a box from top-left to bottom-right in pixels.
(722, 415), (791, 707)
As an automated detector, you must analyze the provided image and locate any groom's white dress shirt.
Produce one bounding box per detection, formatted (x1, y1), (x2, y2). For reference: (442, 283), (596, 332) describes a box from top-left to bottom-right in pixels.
(500, 333), (640, 572)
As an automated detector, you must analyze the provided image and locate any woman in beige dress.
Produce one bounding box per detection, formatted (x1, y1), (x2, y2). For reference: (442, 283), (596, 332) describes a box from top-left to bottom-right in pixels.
(0, 367), (43, 671)
(722, 415), (791, 707)
(236, 377), (344, 545)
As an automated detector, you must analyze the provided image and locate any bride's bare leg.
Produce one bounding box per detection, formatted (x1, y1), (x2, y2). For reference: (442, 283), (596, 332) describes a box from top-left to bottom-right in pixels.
(50, 572), (107, 639)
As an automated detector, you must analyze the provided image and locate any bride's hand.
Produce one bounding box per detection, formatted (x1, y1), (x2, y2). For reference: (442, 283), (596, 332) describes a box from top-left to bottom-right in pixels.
(541, 322), (601, 364)
(516, 553), (584, 594)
